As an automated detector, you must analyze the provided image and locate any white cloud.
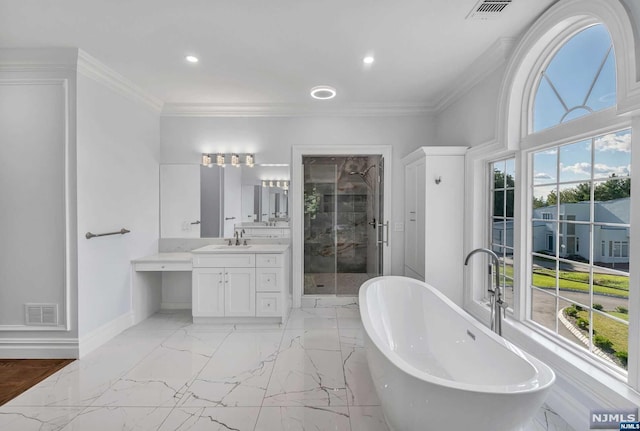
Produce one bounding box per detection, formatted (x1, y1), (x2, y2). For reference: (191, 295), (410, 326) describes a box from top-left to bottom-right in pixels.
(561, 162), (591, 176)
(534, 172), (553, 180)
(593, 163), (630, 178)
(595, 132), (631, 153)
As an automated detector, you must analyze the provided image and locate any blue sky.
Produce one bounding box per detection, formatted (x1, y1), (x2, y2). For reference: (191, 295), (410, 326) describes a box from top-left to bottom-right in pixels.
(533, 24), (616, 132)
(533, 129), (631, 190)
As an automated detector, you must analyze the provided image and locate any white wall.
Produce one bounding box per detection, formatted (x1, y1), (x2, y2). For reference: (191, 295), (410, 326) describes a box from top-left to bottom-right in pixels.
(76, 72), (159, 342)
(0, 48), (79, 358)
(160, 114), (436, 275)
(435, 65), (506, 148)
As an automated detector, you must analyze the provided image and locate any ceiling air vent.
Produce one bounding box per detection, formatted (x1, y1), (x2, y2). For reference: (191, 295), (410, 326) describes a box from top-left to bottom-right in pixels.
(466, 0), (512, 20)
(25, 303), (59, 326)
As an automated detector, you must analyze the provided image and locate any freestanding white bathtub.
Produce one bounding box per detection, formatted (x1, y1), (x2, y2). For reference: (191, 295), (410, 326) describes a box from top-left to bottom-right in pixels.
(359, 276), (555, 431)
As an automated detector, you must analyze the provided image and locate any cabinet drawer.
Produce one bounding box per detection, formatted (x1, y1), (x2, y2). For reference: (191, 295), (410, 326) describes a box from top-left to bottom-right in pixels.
(134, 262), (192, 271)
(255, 254), (282, 267)
(193, 254), (256, 268)
(256, 292), (281, 316)
(255, 267), (281, 292)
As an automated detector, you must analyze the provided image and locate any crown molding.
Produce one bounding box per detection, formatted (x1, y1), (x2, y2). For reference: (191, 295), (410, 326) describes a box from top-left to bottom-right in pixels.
(0, 47), (78, 73)
(433, 38), (516, 113)
(77, 50), (163, 113)
(161, 101), (436, 117)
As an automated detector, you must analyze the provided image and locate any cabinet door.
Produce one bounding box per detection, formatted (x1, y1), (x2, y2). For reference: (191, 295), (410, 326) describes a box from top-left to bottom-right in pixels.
(224, 268), (256, 316)
(192, 268), (225, 317)
(256, 292), (281, 316)
(255, 267), (282, 292)
(404, 163), (418, 272)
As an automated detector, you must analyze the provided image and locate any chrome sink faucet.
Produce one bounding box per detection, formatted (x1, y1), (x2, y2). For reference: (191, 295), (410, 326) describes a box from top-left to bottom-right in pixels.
(234, 230), (240, 246)
(464, 248), (507, 336)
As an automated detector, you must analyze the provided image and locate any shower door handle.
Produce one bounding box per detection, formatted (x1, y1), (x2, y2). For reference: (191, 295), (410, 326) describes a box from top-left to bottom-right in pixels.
(376, 221), (389, 247)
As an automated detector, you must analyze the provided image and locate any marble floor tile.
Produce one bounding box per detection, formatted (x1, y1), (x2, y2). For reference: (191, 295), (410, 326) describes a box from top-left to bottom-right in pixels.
(530, 404), (575, 431)
(342, 346), (380, 406)
(285, 308), (338, 330)
(349, 406), (390, 431)
(158, 407), (260, 431)
(254, 406), (350, 431)
(59, 406), (173, 431)
(0, 407), (83, 431)
(338, 328), (365, 350)
(264, 328), (347, 407)
(280, 328), (341, 351)
(0, 308), (577, 430)
(180, 331), (282, 407)
(125, 310), (192, 332)
(90, 377), (189, 407)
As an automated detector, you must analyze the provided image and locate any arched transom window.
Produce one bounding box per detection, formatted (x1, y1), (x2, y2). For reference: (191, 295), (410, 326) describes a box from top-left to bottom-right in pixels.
(533, 24), (616, 132)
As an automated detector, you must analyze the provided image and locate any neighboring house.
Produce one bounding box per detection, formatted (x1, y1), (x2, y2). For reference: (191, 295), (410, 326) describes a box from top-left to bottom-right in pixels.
(527, 197), (630, 266)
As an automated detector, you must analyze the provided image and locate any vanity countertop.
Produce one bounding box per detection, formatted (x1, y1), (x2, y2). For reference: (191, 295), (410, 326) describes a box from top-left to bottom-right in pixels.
(131, 252), (192, 263)
(191, 244), (290, 254)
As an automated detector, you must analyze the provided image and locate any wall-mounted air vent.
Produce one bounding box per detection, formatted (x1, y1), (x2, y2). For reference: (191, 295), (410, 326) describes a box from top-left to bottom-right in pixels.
(25, 303), (58, 326)
(466, 0), (512, 20)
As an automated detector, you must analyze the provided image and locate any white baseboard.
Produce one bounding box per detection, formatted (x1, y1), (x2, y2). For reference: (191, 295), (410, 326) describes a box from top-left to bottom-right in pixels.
(78, 312), (134, 358)
(161, 302), (192, 310)
(0, 337), (79, 359)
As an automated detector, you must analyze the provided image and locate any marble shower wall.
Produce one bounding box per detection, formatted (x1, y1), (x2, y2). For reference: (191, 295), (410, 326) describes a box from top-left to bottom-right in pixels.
(303, 156), (379, 279)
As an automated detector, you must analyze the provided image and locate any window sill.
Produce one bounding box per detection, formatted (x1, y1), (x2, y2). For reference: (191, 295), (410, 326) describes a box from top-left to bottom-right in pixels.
(465, 301), (639, 425)
(504, 316), (640, 406)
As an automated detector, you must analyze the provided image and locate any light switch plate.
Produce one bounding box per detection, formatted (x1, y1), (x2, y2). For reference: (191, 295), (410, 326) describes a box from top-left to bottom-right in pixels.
(394, 222), (404, 232)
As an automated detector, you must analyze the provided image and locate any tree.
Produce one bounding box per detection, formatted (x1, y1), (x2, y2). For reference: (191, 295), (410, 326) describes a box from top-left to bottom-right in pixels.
(594, 175), (630, 201)
(493, 170), (515, 216)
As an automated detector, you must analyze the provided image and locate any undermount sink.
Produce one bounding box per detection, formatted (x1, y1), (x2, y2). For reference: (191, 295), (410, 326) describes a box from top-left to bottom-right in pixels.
(215, 245), (252, 249)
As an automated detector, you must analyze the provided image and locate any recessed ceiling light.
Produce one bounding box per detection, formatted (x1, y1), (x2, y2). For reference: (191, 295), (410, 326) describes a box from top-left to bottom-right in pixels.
(363, 56), (375, 64)
(310, 85), (337, 100)
(185, 55), (199, 63)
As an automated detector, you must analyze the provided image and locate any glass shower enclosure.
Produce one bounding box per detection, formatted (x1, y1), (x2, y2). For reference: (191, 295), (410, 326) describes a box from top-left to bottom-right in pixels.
(303, 155), (384, 296)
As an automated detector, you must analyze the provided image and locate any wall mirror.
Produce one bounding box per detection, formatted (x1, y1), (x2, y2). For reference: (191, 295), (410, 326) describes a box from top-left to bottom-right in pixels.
(160, 163), (290, 238)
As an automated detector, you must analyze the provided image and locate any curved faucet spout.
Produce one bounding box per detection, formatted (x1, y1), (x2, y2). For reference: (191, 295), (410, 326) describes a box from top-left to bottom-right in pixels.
(464, 247), (504, 335)
(464, 247), (499, 266)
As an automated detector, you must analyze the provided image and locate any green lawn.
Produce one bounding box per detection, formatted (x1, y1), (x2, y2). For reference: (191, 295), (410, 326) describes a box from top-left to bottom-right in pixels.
(532, 268), (629, 298)
(575, 310), (628, 355)
(607, 311), (630, 322)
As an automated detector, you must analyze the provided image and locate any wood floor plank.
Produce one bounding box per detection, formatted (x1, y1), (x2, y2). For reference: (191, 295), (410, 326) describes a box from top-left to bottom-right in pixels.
(0, 359), (75, 405)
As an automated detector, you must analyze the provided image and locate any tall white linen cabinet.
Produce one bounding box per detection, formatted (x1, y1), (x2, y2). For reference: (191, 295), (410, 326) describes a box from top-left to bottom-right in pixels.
(403, 146), (467, 305)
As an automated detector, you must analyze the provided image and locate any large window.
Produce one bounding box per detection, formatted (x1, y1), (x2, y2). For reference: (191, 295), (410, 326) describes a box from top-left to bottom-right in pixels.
(490, 159), (516, 308)
(530, 130), (631, 370)
(526, 23), (631, 372)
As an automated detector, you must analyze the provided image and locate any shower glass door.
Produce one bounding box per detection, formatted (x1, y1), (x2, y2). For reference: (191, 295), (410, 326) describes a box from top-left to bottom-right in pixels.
(303, 155), (384, 296)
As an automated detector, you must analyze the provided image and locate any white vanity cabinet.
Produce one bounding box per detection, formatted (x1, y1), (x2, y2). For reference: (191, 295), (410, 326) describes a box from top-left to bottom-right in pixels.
(191, 245), (290, 322)
(255, 254), (285, 316)
(192, 254), (256, 317)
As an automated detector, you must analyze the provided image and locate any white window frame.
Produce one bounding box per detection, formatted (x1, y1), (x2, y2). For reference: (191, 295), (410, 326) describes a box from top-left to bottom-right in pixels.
(464, 1), (640, 408)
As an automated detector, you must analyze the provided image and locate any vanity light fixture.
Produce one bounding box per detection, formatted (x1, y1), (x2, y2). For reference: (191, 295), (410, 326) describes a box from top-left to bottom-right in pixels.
(310, 85), (337, 100)
(245, 154), (255, 167)
(201, 153), (255, 167)
(231, 153), (240, 167)
(261, 180), (289, 188)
